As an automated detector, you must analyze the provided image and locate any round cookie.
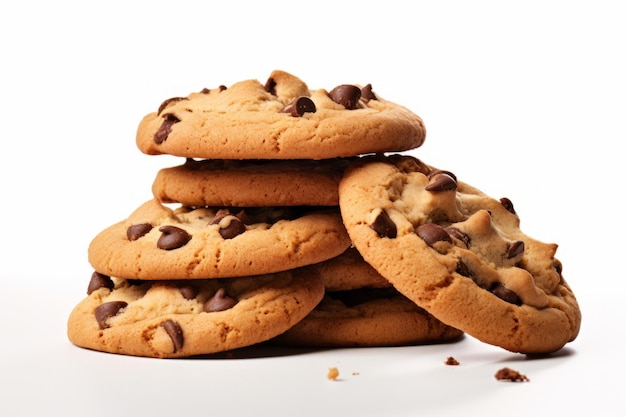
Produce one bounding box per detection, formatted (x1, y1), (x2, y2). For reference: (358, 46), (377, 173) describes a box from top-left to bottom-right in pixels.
(88, 199), (351, 279)
(136, 70), (426, 160)
(338, 154), (581, 354)
(152, 158), (352, 207)
(67, 269), (324, 358)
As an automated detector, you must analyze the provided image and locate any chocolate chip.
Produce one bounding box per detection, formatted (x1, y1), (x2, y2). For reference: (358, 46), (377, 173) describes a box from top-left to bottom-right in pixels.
(415, 223), (452, 247)
(455, 260), (472, 277)
(203, 288), (238, 312)
(491, 283), (522, 305)
(506, 240), (525, 259)
(280, 96), (316, 117)
(370, 209), (397, 238)
(157, 226), (191, 250)
(445, 227), (471, 247)
(500, 197), (516, 214)
(87, 272), (114, 295)
(209, 213), (246, 239)
(127, 223), (153, 241)
(426, 171), (457, 192)
(360, 84), (377, 102)
(179, 285), (199, 300)
(329, 85), (362, 110)
(264, 77), (277, 95)
(154, 113), (180, 144)
(160, 320), (184, 353)
(94, 301), (128, 329)
(157, 97), (187, 115)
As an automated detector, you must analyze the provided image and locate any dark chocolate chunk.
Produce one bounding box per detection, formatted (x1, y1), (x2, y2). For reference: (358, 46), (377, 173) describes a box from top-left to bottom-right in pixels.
(154, 113), (180, 144)
(157, 226), (191, 250)
(209, 214), (246, 239)
(500, 197), (516, 214)
(491, 283), (522, 305)
(415, 223), (452, 247)
(280, 96), (316, 117)
(94, 301), (128, 329)
(370, 209), (397, 238)
(445, 227), (471, 248)
(203, 288), (238, 312)
(87, 271), (114, 295)
(127, 223), (153, 241)
(160, 320), (184, 353)
(329, 85), (362, 110)
(157, 97), (187, 115)
(506, 240), (525, 259)
(360, 83), (377, 102)
(179, 285), (199, 300)
(426, 171), (457, 192)
(264, 77), (277, 95)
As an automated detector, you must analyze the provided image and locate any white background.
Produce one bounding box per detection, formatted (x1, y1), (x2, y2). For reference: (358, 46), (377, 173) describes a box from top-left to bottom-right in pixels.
(1, 1), (623, 416)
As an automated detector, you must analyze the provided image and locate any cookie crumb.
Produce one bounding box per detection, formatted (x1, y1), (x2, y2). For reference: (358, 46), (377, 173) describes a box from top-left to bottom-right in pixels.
(445, 356), (460, 365)
(327, 367), (339, 381)
(494, 367), (529, 382)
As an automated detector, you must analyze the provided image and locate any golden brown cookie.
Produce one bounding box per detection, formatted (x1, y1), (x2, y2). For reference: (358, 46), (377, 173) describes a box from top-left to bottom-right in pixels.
(338, 154), (581, 354)
(88, 199), (351, 279)
(67, 269), (324, 358)
(152, 158), (352, 207)
(136, 70), (426, 159)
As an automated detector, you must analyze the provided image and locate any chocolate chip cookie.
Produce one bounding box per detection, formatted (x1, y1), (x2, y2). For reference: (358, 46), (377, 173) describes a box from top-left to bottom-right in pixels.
(152, 158), (352, 207)
(338, 154), (581, 354)
(136, 70), (426, 160)
(88, 199), (351, 279)
(67, 269), (325, 358)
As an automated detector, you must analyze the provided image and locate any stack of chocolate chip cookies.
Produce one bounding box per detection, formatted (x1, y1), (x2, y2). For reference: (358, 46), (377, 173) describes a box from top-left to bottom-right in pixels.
(67, 70), (581, 358)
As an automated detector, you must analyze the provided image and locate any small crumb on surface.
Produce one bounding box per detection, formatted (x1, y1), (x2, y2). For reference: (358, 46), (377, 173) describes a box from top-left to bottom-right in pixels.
(445, 356), (460, 365)
(327, 367), (339, 381)
(494, 367), (529, 382)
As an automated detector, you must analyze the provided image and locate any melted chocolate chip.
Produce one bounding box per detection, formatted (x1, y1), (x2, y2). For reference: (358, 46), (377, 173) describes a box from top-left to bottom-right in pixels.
(154, 113), (180, 144)
(415, 223), (452, 247)
(491, 283), (522, 305)
(445, 227), (471, 247)
(87, 272), (114, 295)
(280, 96), (316, 117)
(160, 320), (184, 352)
(370, 209), (397, 238)
(209, 214), (246, 239)
(179, 285), (199, 300)
(94, 301), (128, 329)
(127, 223), (153, 241)
(157, 97), (187, 115)
(455, 260), (472, 277)
(157, 226), (191, 250)
(264, 77), (277, 95)
(426, 171), (458, 192)
(500, 197), (516, 214)
(203, 288), (238, 312)
(329, 85), (362, 110)
(506, 240), (525, 259)
(360, 84), (377, 102)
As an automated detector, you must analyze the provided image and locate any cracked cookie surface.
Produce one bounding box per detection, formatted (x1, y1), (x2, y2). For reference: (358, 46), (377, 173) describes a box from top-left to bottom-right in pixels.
(67, 269), (324, 358)
(88, 199), (351, 279)
(136, 70), (426, 159)
(338, 154), (581, 354)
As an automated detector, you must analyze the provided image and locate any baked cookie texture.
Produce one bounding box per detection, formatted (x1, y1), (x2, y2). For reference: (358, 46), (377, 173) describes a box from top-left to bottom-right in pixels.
(136, 70), (426, 160)
(68, 270), (324, 358)
(88, 199), (351, 279)
(152, 158), (352, 207)
(338, 154), (581, 354)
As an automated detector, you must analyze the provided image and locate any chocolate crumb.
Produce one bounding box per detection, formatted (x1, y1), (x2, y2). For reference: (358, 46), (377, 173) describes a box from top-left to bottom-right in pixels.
(495, 367), (529, 382)
(445, 356), (460, 365)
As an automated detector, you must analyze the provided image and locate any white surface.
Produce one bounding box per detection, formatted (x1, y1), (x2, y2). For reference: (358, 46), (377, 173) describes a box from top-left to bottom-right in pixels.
(0, 1), (623, 416)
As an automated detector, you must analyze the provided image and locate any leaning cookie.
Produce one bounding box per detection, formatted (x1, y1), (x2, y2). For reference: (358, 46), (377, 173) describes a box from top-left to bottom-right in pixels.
(152, 158), (352, 207)
(136, 70), (426, 160)
(272, 287), (463, 347)
(338, 154), (581, 354)
(67, 269), (324, 358)
(88, 199), (351, 279)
